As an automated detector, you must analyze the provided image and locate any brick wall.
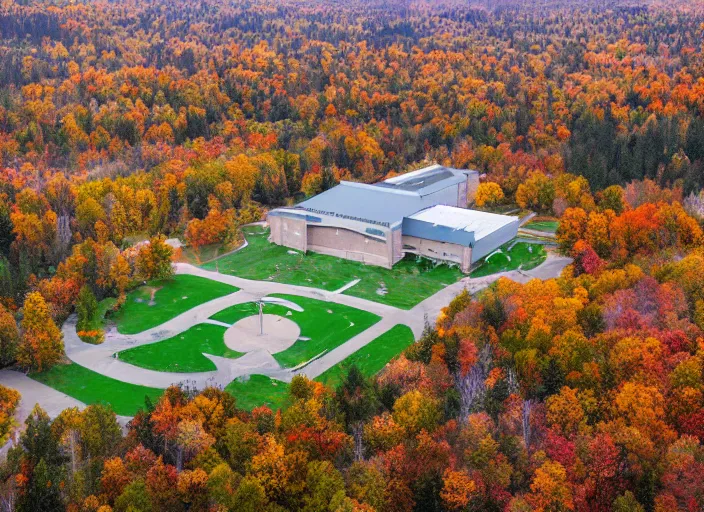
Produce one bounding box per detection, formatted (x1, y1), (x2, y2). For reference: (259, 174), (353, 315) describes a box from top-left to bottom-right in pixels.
(391, 228), (404, 264)
(307, 225), (391, 268)
(268, 214), (307, 252)
(402, 235), (470, 273)
(466, 173), (480, 204)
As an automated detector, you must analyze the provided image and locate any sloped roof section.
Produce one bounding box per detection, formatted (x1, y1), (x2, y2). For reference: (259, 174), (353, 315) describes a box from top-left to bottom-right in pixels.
(407, 205), (518, 241)
(379, 164), (475, 196)
(296, 182), (427, 226)
(294, 165), (478, 226)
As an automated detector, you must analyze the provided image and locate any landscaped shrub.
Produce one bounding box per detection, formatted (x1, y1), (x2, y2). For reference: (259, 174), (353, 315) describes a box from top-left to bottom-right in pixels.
(76, 285), (98, 332)
(77, 329), (105, 345)
(0, 383), (20, 444)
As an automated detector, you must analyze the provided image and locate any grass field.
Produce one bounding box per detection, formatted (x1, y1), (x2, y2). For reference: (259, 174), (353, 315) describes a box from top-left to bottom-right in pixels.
(31, 363), (164, 416)
(202, 226), (462, 309)
(224, 375), (290, 411)
(524, 220), (559, 233)
(117, 294), (379, 372)
(225, 324), (415, 410)
(471, 242), (547, 278)
(213, 294), (381, 368)
(315, 324), (415, 388)
(117, 323), (244, 372)
(112, 274), (238, 335)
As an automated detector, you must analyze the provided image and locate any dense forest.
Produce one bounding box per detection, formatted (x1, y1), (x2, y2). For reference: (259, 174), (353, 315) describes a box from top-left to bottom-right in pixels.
(0, 0), (704, 510)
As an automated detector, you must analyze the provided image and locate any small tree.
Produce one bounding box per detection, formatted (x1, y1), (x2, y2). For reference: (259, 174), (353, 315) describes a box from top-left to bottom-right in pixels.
(0, 303), (19, 367)
(336, 366), (377, 461)
(76, 285), (98, 332)
(17, 292), (64, 372)
(0, 384), (20, 444)
(475, 182), (505, 208)
(136, 235), (173, 281)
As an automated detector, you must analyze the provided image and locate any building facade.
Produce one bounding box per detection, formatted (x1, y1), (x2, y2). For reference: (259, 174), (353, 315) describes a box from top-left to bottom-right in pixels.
(267, 165), (517, 273)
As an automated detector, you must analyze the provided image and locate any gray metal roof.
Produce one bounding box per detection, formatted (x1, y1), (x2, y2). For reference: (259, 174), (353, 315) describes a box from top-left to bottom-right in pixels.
(402, 217), (475, 247)
(296, 182), (427, 226)
(291, 165), (478, 227)
(379, 165), (475, 196)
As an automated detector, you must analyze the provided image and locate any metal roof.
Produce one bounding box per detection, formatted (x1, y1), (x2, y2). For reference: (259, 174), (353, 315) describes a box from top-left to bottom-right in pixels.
(407, 205), (518, 241)
(293, 165), (478, 226)
(296, 182), (428, 226)
(379, 164), (474, 197)
(402, 217), (476, 246)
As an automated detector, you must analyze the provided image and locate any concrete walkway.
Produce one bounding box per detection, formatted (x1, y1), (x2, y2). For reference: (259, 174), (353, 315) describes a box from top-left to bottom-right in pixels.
(0, 251), (572, 440)
(59, 253), (572, 389)
(518, 227), (557, 239)
(519, 212), (537, 226)
(0, 370), (131, 460)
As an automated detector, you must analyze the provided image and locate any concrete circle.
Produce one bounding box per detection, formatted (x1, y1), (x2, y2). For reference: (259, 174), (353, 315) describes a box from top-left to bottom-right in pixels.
(224, 314), (300, 354)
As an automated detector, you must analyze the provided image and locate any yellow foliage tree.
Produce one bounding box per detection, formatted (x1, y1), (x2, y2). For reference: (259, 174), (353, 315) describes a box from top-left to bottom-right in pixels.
(17, 292), (64, 372)
(475, 182), (505, 208)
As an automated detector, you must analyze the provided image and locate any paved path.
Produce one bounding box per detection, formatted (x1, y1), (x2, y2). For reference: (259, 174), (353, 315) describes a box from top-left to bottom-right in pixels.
(518, 227), (557, 239)
(0, 370), (131, 460)
(519, 212), (537, 226)
(57, 254), (573, 388)
(0, 252), (572, 438)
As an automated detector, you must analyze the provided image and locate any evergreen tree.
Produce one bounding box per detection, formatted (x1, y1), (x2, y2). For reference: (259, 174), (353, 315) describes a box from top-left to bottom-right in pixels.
(21, 405), (63, 467)
(16, 459), (65, 512)
(0, 302), (18, 367)
(336, 366), (378, 461)
(0, 202), (15, 258)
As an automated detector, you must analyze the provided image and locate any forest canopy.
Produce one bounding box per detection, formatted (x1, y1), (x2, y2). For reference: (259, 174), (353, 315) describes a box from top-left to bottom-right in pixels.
(1, 0), (704, 511)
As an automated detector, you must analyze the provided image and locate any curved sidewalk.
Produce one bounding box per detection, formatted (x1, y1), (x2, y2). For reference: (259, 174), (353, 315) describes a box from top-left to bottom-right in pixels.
(61, 253), (573, 389)
(0, 370), (131, 460)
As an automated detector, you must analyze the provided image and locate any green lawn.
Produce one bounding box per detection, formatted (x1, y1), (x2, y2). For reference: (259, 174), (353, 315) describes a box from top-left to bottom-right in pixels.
(225, 375), (290, 411)
(31, 363), (163, 416)
(208, 300), (272, 324)
(471, 242), (547, 278)
(117, 294), (379, 372)
(117, 323), (244, 373)
(213, 294), (381, 369)
(202, 226), (463, 309)
(224, 324), (415, 411)
(315, 324), (415, 389)
(112, 274), (238, 335)
(524, 220), (559, 233)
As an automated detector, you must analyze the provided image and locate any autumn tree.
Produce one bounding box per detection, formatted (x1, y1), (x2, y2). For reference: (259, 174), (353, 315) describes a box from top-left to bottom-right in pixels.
(17, 291), (63, 371)
(0, 384), (20, 444)
(0, 303), (19, 367)
(135, 235), (173, 281)
(516, 172), (555, 213)
(475, 182), (505, 208)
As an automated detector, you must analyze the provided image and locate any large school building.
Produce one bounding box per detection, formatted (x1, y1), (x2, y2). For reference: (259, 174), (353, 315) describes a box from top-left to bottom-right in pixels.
(267, 165), (518, 273)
